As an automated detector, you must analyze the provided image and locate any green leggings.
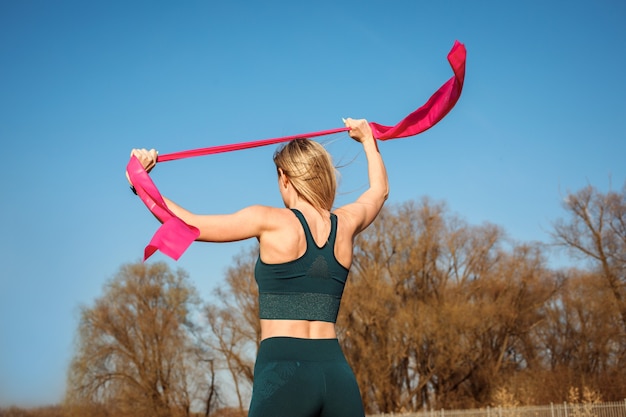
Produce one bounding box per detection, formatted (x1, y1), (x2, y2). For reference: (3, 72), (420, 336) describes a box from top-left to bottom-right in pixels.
(248, 337), (365, 417)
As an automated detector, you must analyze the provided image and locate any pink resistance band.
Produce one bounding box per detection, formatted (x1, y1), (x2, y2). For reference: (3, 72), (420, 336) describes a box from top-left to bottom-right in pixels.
(127, 40), (466, 261)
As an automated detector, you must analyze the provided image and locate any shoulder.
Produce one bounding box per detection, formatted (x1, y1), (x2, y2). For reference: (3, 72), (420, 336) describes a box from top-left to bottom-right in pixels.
(242, 205), (296, 229)
(332, 206), (361, 237)
(237, 204), (290, 219)
(334, 198), (385, 238)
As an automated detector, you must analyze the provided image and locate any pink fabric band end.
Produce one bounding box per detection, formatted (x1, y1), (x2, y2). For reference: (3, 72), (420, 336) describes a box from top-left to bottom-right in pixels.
(144, 217), (199, 261)
(127, 156), (200, 261)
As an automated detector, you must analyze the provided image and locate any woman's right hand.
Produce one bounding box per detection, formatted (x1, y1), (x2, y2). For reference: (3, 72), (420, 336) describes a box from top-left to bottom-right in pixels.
(344, 118), (374, 144)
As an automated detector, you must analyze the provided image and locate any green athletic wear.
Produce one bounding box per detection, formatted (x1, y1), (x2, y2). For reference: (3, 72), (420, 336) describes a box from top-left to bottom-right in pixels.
(248, 337), (365, 417)
(255, 209), (349, 323)
(250, 210), (364, 416)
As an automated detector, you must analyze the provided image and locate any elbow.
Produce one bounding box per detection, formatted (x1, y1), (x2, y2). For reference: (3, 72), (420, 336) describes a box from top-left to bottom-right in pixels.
(377, 182), (390, 204)
(381, 179), (390, 202)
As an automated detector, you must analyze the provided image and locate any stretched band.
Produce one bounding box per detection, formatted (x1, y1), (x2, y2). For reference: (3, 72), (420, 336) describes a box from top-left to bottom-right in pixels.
(128, 41), (466, 261)
(157, 127), (349, 162)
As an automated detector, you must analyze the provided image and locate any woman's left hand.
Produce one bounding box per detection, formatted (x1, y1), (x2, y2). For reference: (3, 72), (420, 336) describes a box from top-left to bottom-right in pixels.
(130, 148), (158, 172)
(126, 148), (158, 186)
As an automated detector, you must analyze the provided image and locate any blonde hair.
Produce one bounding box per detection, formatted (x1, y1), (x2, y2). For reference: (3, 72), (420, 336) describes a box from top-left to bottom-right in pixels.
(273, 139), (337, 211)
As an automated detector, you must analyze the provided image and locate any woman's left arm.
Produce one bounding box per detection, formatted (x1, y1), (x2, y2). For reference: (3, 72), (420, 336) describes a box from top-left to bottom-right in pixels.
(162, 199), (273, 242)
(127, 148), (271, 242)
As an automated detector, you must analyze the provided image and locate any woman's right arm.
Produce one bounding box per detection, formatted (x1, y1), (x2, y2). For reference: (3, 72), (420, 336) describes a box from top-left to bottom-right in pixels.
(336, 118), (389, 235)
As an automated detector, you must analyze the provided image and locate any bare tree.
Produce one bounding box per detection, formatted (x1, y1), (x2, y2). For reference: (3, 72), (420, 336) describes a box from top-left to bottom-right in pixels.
(65, 262), (211, 417)
(203, 247), (260, 413)
(339, 199), (557, 412)
(530, 266), (626, 401)
(553, 183), (626, 332)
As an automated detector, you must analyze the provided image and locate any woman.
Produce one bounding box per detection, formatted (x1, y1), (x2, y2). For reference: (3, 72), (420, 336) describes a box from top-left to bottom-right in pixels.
(129, 118), (388, 417)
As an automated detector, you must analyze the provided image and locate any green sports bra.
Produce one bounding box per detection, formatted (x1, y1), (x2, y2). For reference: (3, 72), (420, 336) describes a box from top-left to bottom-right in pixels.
(254, 209), (350, 323)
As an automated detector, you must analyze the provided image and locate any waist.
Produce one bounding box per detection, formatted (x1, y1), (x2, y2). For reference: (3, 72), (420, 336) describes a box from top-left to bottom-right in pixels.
(256, 337), (344, 362)
(260, 319), (336, 341)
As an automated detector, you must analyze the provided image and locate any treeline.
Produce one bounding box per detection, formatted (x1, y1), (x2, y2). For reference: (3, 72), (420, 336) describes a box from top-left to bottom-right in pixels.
(342, 192), (625, 411)
(25, 183), (625, 416)
(0, 406), (64, 417)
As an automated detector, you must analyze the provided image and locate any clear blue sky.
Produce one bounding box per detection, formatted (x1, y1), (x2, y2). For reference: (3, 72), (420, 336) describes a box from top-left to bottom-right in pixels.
(1, 0), (624, 407)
